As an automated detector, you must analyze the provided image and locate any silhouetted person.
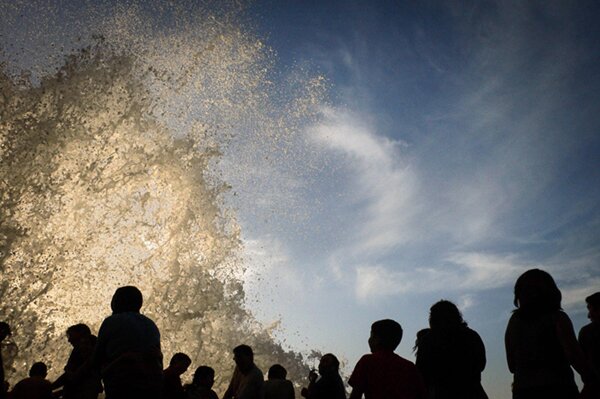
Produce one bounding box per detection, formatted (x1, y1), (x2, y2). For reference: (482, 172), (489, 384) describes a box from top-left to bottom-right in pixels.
(0, 322), (11, 399)
(10, 362), (53, 399)
(348, 319), (425, 399)
(414, 300), (488, 399)
(223, 345), (264, 399)
(264, 364), (294, 399)
(301, 354), (345, 399)
(505, 269), (593, 399)
(92, 286), (163, 399)
(185, 366), (218, 399)
(52, 323), (102, 399)
(579, 292), (600, 398)
(164, 353), (192, 399)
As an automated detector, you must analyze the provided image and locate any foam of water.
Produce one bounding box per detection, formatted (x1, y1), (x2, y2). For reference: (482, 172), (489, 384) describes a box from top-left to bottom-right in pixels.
(0, 1), (325, 391)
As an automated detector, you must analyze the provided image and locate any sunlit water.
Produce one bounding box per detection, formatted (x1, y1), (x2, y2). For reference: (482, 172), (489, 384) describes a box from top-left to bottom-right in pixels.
(0, 2), (325, 392)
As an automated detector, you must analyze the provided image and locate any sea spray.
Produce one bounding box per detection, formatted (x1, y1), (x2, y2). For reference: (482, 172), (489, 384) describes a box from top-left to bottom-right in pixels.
(0, 2), (326, 392)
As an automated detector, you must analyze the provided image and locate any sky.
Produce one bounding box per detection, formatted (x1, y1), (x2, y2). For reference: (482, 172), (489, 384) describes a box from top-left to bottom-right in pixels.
(225, 1), (600, 398)
(1, 1), (599, 398)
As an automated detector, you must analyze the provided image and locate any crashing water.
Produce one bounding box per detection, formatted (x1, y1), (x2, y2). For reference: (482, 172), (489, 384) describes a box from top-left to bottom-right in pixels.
(0, 1), (325, 392)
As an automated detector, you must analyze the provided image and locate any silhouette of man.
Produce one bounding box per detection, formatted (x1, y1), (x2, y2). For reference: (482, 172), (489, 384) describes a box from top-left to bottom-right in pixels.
(579, 292), (600, 397)
(0, 322), (11, 399)
(53, 323), (102, 399)
(349, 319), (426, 399)
(264, 364), (294, 399)
(92, 286), (163, 399)
(300, 354), (345, 399)
(10, 362), (53, 399)
(223, 345), (264, 399)
(163, 352), (192, 399)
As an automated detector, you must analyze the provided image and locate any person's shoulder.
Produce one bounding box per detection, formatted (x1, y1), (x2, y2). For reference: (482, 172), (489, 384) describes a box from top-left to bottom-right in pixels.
(99, 314), (117, 327)
(464, 326), (483, 339)
(358, 352), (375, 361)
(390, 352), (417, 368)
(554, 310), (574, 325)
(579, 322), (598, 337)
(371, 351), (416, 369)
(250, 364), (264, 380)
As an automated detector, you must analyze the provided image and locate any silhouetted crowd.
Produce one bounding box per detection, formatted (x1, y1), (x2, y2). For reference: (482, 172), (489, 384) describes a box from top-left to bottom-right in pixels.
(0, 269), (599, 399)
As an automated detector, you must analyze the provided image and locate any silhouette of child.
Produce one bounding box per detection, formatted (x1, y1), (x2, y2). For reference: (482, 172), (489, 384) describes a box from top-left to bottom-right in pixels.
(301, 354), (345, 399)
(10, 362), (53, 399)
(264, 364), (294, 399)
(164, 353), (192, 399)
(184, 366), (218, 399)
(349, 319), (426, 399)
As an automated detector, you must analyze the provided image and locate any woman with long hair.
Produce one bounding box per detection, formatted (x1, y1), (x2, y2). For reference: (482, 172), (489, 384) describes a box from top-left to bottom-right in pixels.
(415, 300), (488, 399)
(505, 269), (592, 399)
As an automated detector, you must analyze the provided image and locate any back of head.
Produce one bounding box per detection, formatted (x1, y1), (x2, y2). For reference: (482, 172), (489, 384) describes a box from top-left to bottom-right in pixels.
(233, 344), (254, 360)
(29, 362), (47, 378)
(67, 323), (92, 337)
(371, 319), (403, 351)
(429, 300), (466, 331)
(586, 292), (600, 309)
(170, 352), (192, 367)
(319, 353), (340, 375)
(514, 269), (561, 315)
(111, 286), (143, 313)
(193, 366), (215, 386)
(268, 364), (287, 380)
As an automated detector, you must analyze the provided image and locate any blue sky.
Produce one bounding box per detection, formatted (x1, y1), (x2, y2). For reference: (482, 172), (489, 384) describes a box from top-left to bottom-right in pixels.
(227, 1), (600, 398)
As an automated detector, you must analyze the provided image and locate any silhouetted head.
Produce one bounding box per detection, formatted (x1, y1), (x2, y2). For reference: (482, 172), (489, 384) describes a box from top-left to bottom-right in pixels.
(586, 292), (600, 323)
(233, 344), (254, 373)
(318, 353), (340, 376)
(429, 300), (467, 331)
(29, 362), (48, 378)
(0, 322), (11, 342)
(169, 352), (192, 375)
(111, 286), (143, 314)
(268, 364), (287, 380)
(66, 323), (92, 346)
(193, 366), (215, 388)
(413, 328), (430, 352)
(514, 269), (561, 315)
(369, 319), (403, 352)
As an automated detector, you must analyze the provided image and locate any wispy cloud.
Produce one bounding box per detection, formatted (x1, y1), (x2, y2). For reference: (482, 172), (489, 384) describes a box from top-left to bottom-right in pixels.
(354, 251), (531, 300)
(310, 107), (419, 252)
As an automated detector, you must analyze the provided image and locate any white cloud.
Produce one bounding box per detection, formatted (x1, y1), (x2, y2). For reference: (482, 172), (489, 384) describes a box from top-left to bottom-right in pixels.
(310, 107), (419, 252)
(354, 251), (531, 300)
(446, 252), (527, 290)
(458, 294), (475, 312)
(355, 265), (412, 301)
(561, 278), (600, 311)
